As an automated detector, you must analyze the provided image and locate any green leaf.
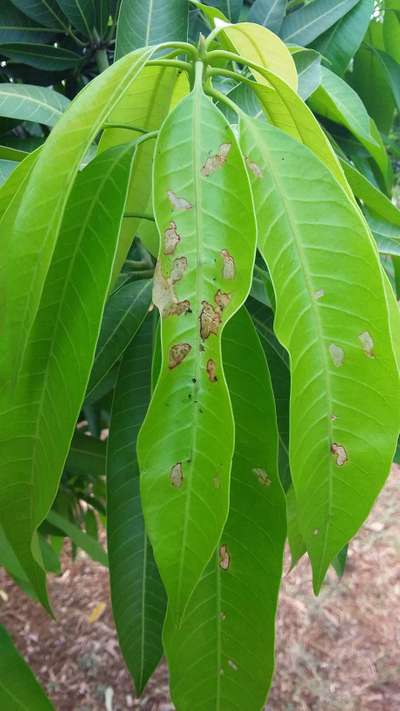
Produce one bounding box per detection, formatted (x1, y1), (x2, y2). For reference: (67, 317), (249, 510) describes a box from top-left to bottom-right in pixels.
(281, 0), (359, 46)
(375, 49), (400, 112)
(0, 43), (82, 70)
(205, 0), (242, 22)
(291, 47), (321, 100)
(0, 142), (134, 607)
(116, 0), (188, 58)
(340, 158), (400, 226)
(308, 66), (389, 182)
(285, 485), (306, 567)
(248, 0), (287, 34)
(0, 159), (17, 183)
(0, 0), (55, 42)
(164, 307), (286, 711)
(0, 624), (55, 709)
(54, 0), (96, 36)
(240, 116), (400, 593)
(46, 511), (108, 566)
(0, 145), (28, 161)
(95, 0), (111, 35)
(332, 544), (348, 578)
(65, 432), (106, 478)
(86, 278), (152, 400)
(383, 8), (400, 63)
(137, 69), (257, 622)
(364, 208), (400, 256)
(189, 0), (228, 26)
(0, 83), (69, 126)
(107, 314), (166, 694)
(0, 147), (38, 220)
(312, 0), (374, 75)
(9, 0), (68, 30)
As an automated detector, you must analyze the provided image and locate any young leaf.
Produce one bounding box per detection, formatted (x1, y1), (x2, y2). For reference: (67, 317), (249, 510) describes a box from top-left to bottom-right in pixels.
(0, 624), (55, 709)
(107, 315), (166, 695)
(116, 0), (189, 58)
(248, 0), (287, 34)
(137, 67), (257, 621)
(0, 83), (70, 126)
(0, 143), (134, 607)
(164, 307), (286, 711)
(240, 116), (400, 593)
(281, 0), (359, 46)
(312, 0), (374, 75)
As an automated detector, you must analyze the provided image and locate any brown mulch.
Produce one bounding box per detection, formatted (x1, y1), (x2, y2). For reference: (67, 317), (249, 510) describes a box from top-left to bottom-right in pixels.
(1, 466), (399, 711)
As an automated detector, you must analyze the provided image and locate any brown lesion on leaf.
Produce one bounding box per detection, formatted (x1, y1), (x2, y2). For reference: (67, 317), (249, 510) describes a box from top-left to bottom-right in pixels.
(200, 301), (221, 340)
(168, 343), (192, 369)
(220, 249), (235, 280)
(153, 261), (190, 318)
(207, 359), (217, 382)
(219, 544), (230, 570)
(170, 462), (184, 488)
(163, 221), (181, 255)
(359, 331), (375, 358)
(245, 156), (263, 178)
(253, 467), (271, 486)
(331, 442), (348, 466)
(170, 256), (187, 284)
(201, 143), (231, 177)
(215, 289), (231, 311)
(167, 190), (192, 211)
(164, 299), (191, 317)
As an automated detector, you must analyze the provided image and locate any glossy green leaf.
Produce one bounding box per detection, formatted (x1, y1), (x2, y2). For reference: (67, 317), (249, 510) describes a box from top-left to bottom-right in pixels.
(189, 0), (228, 25)
(107, 314), (166, 695)
(95, 0), (111, 35)
(0, 159), (17, 183)
(86, 278), (152, 399)
(0, 0), (55, 42)
(0, 83), (69, 126)
(137, 70), (257, 621)
(205, 0), (242, 22)
(291, 47), (321, 100)
(9, 0), (68, 30)
(54, 0), (96, 36)
(116, 0), (188, 58)
(0, 142), (134, 607)
(375, 49), (400, 111)
(0, 145), (28, 161)
(240, 116), (400, 593)
(383, 8), (400, 62)
(0, 624), (54, 709)
(340, 158), (400, 226)
(46, 511), (107, 565)
(281, 0), (359, 46)
(165, 307), (286, 711)
(0, 43), (82, 70)
(312, 0), (374, 75)
(248, 0), (287, 33)
(332, 544), (348, 578)
(364, 208), (400, 256)
(285, 485), (306, 567)
(0, 147), (38, 219)
(65, 432), (106, 478)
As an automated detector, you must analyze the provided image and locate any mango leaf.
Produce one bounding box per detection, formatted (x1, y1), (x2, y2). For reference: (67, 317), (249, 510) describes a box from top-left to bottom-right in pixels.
(54, 0), (96, 36)
(9, 0), (68, 30)
(0, 159), (17, 183)
(240, 116), (400, 593)
(65, 432), (106, 478)
(164, 307), (286, 711)
(116, 0), (188, 58)
(340, 158), (400, 226)
(281, 0), (359, 46)
(364, 208), (400, 256)
(46, 511), (107, 566)
(0, 0), (55, 42)
(0, 624), (54, 709)
(332, 544), (348, 578)
(0, 142), (134, 607)
(107, 314), (166, 695)
(189, 0), (228, 25)
(383, 8), (400, 63)
(137, 70), (257, 622)
(291, 47), (321, 100)
(0, 43), (82, 70)
(285, 485), (306, 567)
(312, 0), (374, 75)
(375, 50), (400, 112)
(206, 0), (242, 22)
(0, 83), (69, 126)
(308, 66), (389, 182)
(0, 145), (27, 161)
(0, 147), (38, 219)
(248, 0), (287, 34)
(86, 278), (152, 399)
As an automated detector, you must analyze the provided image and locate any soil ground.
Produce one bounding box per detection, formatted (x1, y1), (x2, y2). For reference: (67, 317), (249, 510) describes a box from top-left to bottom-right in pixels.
(1, 466), (399, 711)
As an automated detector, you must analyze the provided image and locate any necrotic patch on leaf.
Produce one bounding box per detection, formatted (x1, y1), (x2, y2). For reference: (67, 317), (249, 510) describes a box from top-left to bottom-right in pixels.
(168, 343), (191, 369)
(170, 256), (187, 284)
(200, 301), (221, 340)
(200, 143), (231, 177)
(358, 331), (374, 358)
(220, 249), (235, 280)
(228, 659), (239, 671)
(253, 467), (271, 486)
(170, 462), (184, 488)
(331, 442), (348, 466)
(206, 359), (217, 382)
(246, 156), (263, 178)
(219, 544), (230, 570)
(167, 190), (192, 211)
(164, 300), (191, 317)
(164, 221), (181, 255)
(215, 289), (231, 310)
(329, 343), (344, 367)
(313, 288), (324, 300)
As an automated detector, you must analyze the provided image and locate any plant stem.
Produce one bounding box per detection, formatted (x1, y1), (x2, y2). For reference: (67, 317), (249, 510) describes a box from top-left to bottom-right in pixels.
(103, 124), (148, 133)
(124, 213), (155, 221)
(95, 48), (109, 73)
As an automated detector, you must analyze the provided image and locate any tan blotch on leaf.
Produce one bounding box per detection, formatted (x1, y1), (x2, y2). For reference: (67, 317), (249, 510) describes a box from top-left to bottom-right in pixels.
(246, 156), (262, 178)
(215, 289), (231, 311)
(219, 544), (230, 570)
(170, 256), (187, 284)
(170, 462), (184, 488)
(329, 343), (344, 367)
(313, 288), (324, 300)
(220, 249), (235, 280)
(201, 143), (231, 177)
(359, 331), (374, 358)
(167, 190), (192, 211)
(164, 300), (191, 317)
(164, 221), (181, 255)
(331, 442), (348, 466)
(200, 301), (221, 340)
(207, 359), (217, 382)
(168, 343), (192, 369)
(253, 467), (271, 486)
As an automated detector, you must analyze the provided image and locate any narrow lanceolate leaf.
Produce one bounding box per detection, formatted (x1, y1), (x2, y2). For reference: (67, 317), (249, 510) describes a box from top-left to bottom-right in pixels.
(281, 0), (359, 46)
(86, 278), (152, 399)
(0, 625), (54, 710)
(137, 69), (257, 621)
(107, 315), (166, 695)
(364, 208), (400, 257)
(248, 0), (287, 34)
(116, 0), (188, 58)
(0, 46), (153, 389)
(9, 0), (68, 30)
(46, 511), (108, 566)
(240, 116), (400, 593)
(312, 0), (374, 75)
(0, 148), (38, 219)
(291, 48), (321, 101)
(65, 432), (106, 478)
(339, 158), (400, 227)
(54, 0), (96, 36)
(0, 0), (55, 43)
(0, 143), (134, 607)
(164, 308), (286, 711)
(0, 83), (69, 126)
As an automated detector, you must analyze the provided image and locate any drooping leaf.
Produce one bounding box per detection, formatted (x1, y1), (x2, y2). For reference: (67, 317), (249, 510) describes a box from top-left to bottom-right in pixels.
(116, 0), (188, 58)
(65, 432), (106, 478)
(248, 0), (287, 34)
(0, 624), (55, 710)
(0, 0), (55, 43)
(46, 511), (108, 566)
(291, 47), (321, 100)
(165, 307), (286, 711)
(0, 83), (69, 126)
(364, 208), (400, 256)
(285, 485), (306, 567)
(9, 0), (68, 30)
(240, 116), (400, 593)
(0, 42), (82, 70)
(107, 314), (166, 695)
(137, 69), (257, 622)
(86, 278), (152, 399)
(0, 142), (134, 607)
(312, 0), (374, 75)
(340, 158), (400, 225)
(375, 49), (400, 112)
(332, 544), (348, 578)
(281, 0), (359, 46)
(383, 8), (400, 63)
(53, 0), (96, 36)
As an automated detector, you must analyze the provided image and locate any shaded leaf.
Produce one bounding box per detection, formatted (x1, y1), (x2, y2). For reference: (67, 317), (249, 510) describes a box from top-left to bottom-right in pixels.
(9, 0), (68, 30)
(65, 432), (106, 478)
(0, 0), (55, 43)
(248, 0), (287, 34)
(281, 0), (359, 46)
(312, 0), (374, 75)
(291, 47), (321, 100)
(116, 0), (188, 58)
(0, 42), (82, 70)
(0, 624), (54, 709)
(46, 511), (108, 565)
(54, 0), (96, 36)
